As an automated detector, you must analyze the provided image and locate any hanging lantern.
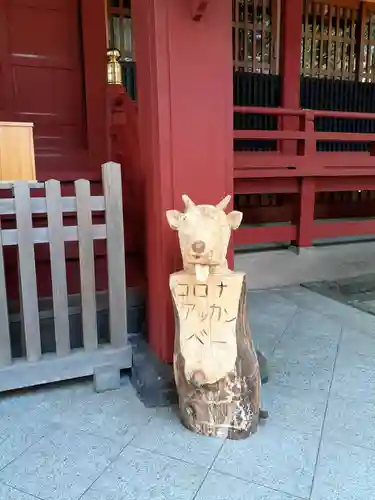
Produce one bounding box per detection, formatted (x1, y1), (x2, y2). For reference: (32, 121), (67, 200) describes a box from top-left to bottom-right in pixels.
(107, 49), (122, 85)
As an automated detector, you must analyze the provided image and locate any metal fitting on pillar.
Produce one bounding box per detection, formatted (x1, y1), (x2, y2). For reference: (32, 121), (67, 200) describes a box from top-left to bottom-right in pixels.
(107, 48), (122, 85)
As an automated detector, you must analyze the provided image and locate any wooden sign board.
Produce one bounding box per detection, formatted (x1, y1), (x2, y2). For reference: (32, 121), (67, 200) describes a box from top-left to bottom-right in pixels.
(0, 122), (36, 181)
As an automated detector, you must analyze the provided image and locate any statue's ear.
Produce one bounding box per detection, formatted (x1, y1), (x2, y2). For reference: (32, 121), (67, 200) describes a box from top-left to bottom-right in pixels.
(166, 210), (182, 230)
(227, 210), (243, 230)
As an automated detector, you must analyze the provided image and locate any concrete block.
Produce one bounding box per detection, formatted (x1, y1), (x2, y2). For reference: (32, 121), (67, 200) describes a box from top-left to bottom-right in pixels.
(93, 364), (120, 393)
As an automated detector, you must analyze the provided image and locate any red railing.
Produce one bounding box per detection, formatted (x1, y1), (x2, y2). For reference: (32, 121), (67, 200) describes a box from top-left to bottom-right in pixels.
(234, 106), (375, 177)
(233, 106), (375, 247)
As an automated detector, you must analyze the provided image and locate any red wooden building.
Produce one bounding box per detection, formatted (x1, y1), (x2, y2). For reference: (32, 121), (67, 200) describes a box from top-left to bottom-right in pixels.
(2, 0), (375, 364)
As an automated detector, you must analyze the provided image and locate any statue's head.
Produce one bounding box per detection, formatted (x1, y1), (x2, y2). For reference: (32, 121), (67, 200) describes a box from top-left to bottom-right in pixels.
(166, 194), (243, 281)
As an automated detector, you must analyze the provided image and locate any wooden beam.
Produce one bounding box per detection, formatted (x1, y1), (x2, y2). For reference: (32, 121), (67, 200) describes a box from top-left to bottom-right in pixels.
(312, 0), (359, 7)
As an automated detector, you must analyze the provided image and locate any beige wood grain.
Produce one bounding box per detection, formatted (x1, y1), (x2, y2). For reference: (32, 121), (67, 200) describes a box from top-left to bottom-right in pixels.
(0, 122), (36, 181)
(102, 162), (127, 348)
(46, 180), (70, 357)
(0, 195), (105, 215)
(75, 179), (98, 351)
(14, 181), (41, 362)
(171, 272), (243, 384)
(1, 224), (106, 246)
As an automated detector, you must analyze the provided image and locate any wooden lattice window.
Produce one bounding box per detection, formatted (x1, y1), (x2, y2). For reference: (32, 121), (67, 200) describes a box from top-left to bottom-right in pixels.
(301, 1), (359, 79)
(232, 0), (281, 74)
(358, 3), (375, 81)
(107, 0), (133, 61)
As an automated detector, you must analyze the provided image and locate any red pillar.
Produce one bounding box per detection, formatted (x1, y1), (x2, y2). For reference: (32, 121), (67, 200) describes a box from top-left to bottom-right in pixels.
(281, 0), (302, 108)
(280, 0), (303, 154)
(279, 0), (314, 247)
(132, 0), (233, 362)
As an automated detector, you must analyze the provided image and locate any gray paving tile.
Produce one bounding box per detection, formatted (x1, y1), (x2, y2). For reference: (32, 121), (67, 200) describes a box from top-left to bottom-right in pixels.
(195, 471), (301, 500)
(0, 416), (50, 471)
(311, 439), (375, 500)
(252, 334), (278, 361)
(274, 329), (339, 366)
(269, 329), (337, 392)
(50, 384), (153, 445)
(0, 426), (123, 500)
(276, 286), (375, 337)
(335, 328), (375, 377)
(0, 380), (93, 421)
(131, 406), (223, 467)
(0, 483), (39, 499)
(262, 383), (327, 436)
(284, 309), (342, 343)
(213, 421), (319, 499)
(335, 350), (375, 380)
(248, 291), (298, 325)
(274, 286), (336, 314)
(330, 363), (375, 404)
(0, 383), (103, 470)
(324, 395), (375, 450)
(269, 362), (332, 392)
(248, 291), (298, 356)
(80, 445), (206, 500)
(339, 327), (375, 358)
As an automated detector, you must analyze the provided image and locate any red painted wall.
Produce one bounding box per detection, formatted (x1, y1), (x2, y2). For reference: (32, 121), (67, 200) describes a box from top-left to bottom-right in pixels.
(0, 0), (112, 301)
(132, 0), (233, 362)
(0, 0), (108, 180)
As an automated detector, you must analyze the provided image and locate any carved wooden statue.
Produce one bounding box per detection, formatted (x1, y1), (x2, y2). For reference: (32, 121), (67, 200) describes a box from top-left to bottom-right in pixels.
(166, 194), (261, 440)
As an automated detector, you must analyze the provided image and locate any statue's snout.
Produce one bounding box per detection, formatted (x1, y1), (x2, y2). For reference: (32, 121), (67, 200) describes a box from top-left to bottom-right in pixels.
(190, 370), (206, 387)
(191, 240), (206, 254)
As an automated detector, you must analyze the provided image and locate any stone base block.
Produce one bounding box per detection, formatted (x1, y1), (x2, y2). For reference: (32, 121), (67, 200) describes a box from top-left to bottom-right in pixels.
(94, 364), (121, 393)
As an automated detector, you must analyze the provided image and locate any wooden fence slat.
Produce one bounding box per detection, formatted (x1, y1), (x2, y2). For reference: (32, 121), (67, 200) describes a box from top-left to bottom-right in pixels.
(1, 224), (106, 246)
(0, 195), (105, 215)
(46, 180), (70, 357)
(14, 181), (41, 362)
(0, 181), (44, 189)
(75, 179), (98, 351)
(102, 162), (127, 348)
(0, 219), (11, 366)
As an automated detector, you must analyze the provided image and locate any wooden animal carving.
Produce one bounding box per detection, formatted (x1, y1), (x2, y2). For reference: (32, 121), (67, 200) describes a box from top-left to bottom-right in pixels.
(166, 194), (261, 439)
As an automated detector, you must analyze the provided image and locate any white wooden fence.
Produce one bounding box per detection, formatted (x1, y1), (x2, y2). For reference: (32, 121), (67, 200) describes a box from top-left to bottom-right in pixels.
(0, 162), (131, 392)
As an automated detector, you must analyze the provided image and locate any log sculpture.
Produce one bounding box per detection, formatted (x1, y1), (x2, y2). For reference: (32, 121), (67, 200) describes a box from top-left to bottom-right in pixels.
(166, 194), (261, 439)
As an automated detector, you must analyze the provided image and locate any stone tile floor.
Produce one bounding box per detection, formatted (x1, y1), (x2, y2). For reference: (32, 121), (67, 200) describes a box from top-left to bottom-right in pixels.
(1, 284), (375, 500)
